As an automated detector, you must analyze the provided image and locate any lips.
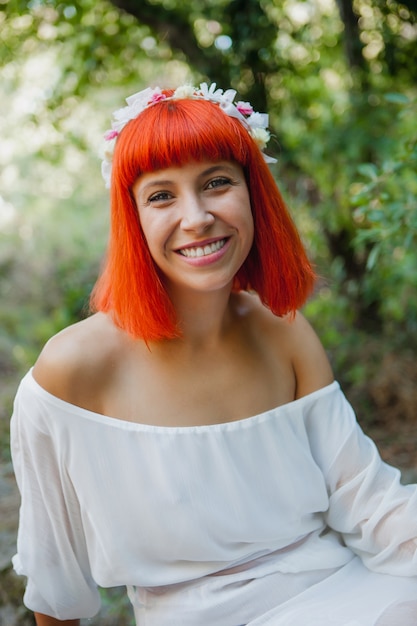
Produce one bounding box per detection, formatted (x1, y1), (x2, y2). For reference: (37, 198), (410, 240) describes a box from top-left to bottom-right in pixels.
(177, 238), (227, 258)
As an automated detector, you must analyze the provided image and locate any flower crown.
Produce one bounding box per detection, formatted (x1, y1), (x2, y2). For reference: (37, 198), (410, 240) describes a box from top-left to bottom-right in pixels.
(101, 82), (277, 188)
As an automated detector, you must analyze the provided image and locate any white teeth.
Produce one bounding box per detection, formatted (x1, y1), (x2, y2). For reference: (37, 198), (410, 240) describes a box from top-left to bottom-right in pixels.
(179, 239), (226, 258)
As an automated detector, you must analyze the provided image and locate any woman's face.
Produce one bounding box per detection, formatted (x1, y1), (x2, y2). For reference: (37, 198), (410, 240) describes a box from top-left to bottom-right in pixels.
(132, 160), (254, 296)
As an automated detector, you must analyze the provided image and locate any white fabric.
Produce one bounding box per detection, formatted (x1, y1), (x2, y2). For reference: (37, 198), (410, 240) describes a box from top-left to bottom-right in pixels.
(10, 370), (417, 624)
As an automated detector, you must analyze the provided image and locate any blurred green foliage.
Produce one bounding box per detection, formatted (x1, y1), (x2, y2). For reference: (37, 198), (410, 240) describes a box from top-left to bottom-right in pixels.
(351, 96), (417, 333)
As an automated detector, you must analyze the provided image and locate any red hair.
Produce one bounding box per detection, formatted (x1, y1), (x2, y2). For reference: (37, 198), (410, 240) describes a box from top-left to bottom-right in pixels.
(90, 94), (316, 340)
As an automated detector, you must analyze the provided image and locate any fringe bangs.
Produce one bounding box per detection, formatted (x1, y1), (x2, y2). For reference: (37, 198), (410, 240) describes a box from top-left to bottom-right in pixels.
(113, 99), (250, 187)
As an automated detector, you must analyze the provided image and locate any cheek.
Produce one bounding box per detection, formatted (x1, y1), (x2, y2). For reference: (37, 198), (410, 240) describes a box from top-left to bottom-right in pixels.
(243, 203), (255, 246)
(136, 220), (161, 266)
(138, 213), (165, 248)
(137, 217), (152, 250)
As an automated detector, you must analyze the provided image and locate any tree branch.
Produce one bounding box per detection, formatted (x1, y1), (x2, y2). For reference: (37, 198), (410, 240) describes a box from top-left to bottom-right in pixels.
(334, 0), (366, 71)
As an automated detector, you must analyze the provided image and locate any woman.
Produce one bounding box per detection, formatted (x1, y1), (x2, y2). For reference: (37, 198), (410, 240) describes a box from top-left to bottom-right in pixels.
(11, 83), (417, 626)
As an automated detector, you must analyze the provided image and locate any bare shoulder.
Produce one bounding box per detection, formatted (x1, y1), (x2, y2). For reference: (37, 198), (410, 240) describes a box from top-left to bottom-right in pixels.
(32, 313), (129, 407)
(236, 293), (334, 398)
(282, 311), (334, 397)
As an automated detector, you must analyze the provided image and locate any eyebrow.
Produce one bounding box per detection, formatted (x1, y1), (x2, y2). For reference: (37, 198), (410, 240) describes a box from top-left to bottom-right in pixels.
(200, 164), (237, 177)
(137, 163), (238, 195)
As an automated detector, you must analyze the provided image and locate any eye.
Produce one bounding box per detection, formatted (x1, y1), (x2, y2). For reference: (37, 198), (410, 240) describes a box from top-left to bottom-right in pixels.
(148, 190), (173, 203)
(206, 177), (232, 190)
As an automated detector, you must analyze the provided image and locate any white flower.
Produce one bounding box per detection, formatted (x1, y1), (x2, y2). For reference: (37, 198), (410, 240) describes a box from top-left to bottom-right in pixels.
(103, 147), (114, 161)
(249, 127), (271, 150)
(221, 88), (237, 104)
(126, 87), (162, 109)
(173, 85), (196, 99)
(198, 82), (224, 103)
(112, 87), (164, 131)
(246, 112), (269, 129)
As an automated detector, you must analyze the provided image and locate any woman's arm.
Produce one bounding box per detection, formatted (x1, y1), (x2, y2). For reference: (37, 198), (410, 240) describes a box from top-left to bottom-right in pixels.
(11, 375), (101, 621)
(34, 613), (80, 626)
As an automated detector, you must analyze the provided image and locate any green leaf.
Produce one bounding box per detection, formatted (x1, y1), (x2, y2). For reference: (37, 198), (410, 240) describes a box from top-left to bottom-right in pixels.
(384, 93), (410, 105)
(366, 245), (380, 270)
(357, 163), (378, 180)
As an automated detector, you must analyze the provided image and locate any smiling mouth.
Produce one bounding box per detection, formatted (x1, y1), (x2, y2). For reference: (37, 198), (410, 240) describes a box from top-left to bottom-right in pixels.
(178, 238), (227, 258)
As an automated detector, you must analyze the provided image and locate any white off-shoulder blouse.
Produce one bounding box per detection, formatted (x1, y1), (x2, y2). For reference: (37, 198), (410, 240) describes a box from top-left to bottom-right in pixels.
(10, 370), (417, 625)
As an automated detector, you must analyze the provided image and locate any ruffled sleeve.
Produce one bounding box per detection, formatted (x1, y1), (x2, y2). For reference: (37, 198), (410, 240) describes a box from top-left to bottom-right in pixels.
(306, 385), (417, 576)
(10, 373), (101, 619)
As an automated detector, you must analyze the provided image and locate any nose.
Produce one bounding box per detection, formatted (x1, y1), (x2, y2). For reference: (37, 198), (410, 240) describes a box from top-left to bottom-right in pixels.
(180, 194), (215, 232)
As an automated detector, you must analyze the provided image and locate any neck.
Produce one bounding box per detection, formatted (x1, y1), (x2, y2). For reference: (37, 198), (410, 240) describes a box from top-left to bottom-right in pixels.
(167, 285), (235, 348)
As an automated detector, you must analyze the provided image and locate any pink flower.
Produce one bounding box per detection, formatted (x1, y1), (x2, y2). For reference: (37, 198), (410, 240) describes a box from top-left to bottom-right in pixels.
(236, 101), (254, 116)
(149, 93), (167, 104)
(104, 129), (119, 141)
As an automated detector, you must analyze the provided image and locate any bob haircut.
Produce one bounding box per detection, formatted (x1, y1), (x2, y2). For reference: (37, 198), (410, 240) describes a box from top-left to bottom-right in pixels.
(91, 92), (316, 341)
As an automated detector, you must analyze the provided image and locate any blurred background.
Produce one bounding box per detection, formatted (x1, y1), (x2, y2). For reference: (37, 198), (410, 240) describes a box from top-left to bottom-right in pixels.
(0, 0), (416, 623)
